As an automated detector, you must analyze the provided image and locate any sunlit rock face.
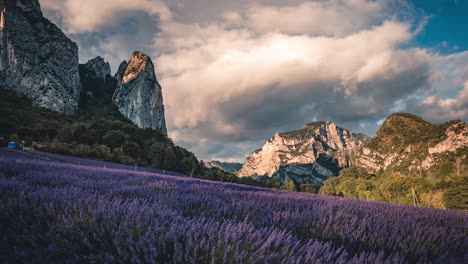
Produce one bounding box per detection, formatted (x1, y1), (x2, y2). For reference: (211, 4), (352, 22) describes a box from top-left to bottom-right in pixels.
(356, 113), (468, 174)
(113, 51), (167, 135)
(238, 122), (370, 178)
(0, 0), (80, 113)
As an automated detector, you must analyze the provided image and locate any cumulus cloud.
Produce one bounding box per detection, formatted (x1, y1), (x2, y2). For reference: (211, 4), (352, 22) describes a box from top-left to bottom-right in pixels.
(405, 51), (468, 123)
(38, 0), (467, 161)
(157, 19), (430, 151)
(40, 0), (170, 33)
(418, 81), (468, 122)
(225, 0), (385, 36)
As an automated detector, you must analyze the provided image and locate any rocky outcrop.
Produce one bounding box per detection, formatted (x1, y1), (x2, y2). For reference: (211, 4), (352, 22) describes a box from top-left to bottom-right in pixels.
(115, 60), (128, 81)
(0, 0), (80, 113)
(356, 113), (468, 175)
(428, 122), (468, 155)
(202, 161), (243, 174)
(238, 122), (370, 178)
(270, 153), (340, 188)
(113, 51), (167, 135)
(82, 56), (110, 80)
(78, 56), (116, 106)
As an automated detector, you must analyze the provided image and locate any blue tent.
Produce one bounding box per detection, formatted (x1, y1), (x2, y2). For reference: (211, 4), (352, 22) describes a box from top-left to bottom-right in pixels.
(8, 142), (17, 149)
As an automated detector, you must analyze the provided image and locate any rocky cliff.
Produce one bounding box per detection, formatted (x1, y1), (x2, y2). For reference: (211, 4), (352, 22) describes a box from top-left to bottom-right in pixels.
(238, 122), (370, 180)
(79, 56), (116, 107)
(0, 0), (80, 113)
(82, 56), (110, 80)
(270, 153), (341, 188)
(357, 113), (468, 176)
(113, 51), (167, 135)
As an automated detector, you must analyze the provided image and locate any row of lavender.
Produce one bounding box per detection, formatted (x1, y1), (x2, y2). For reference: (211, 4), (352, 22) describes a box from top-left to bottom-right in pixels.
(0, 156), (466, 263)
(0, 148), (185, 176)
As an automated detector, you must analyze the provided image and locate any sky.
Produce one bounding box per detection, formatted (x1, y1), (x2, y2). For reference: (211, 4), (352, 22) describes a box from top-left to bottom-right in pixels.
(39, 0), (468, 163)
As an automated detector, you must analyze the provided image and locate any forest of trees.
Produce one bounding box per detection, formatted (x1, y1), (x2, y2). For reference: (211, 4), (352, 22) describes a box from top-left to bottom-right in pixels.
(319, 166), (467, 210)
(0, 87), (239, 180)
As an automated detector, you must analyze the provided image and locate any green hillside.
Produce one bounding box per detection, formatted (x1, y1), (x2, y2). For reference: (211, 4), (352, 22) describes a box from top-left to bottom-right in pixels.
(0, 68), (239, 183)
(320, 113), (468, 210)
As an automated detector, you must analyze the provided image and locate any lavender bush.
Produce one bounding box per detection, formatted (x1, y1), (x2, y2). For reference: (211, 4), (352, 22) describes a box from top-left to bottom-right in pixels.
(0, 151), (466, 263)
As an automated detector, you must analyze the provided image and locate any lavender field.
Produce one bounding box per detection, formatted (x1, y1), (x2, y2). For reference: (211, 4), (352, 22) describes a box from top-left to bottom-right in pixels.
(0, 151), (466, 263)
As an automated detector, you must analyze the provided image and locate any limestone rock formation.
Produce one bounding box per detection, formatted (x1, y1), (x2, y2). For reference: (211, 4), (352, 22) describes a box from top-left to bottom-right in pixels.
(113, 51), (167, 135)
(270, 153), (341, 188)
(115, 60), (128, 81)
(356, 113), (468, 175)
(0, 0), (80, 113)
(82, 56), (110, 80)
(78, 56), (116, 107)
(238, 122), (370, 179)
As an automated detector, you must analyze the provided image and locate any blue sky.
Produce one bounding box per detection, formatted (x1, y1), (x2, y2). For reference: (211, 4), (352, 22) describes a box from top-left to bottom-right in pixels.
(40, 0), (468, 162)
(412, 0), (468, 52)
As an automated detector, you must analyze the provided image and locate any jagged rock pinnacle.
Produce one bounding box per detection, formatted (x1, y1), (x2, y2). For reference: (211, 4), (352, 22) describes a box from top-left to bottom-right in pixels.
(83, 56), (111, 80)
(112, 51), (167, 135)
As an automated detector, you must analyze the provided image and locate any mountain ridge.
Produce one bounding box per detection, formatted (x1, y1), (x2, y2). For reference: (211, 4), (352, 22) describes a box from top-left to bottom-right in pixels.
(357, 112), (467, 176)
(320, 113), (467, 210)
(238, 121), (371, 188)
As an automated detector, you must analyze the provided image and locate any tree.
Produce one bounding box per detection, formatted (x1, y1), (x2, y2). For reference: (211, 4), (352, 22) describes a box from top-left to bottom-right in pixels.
(299, 183), (316, 193)
(57, 126), (74, 143)
(92, 144), (111, 160)
(443, 177), (468, 210)
(102, 130), (126, 150)
(283, 180), (296, 191)
(162, 146), (177, 170)
(71, 123), (89, 144)
(122, 140), (141, 159)
(340, 166), (373, 179)
(148, 142), (165, 168)
(89, 119), (113, 143)
(319, 177), (341, 196)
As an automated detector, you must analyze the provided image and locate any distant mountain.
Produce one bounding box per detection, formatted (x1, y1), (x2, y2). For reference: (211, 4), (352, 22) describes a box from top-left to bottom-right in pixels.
(357, 113), (467, 177)
(202, 161), (242, 174)
(238, 122), (371, 187)
(320, 113), (467, 210)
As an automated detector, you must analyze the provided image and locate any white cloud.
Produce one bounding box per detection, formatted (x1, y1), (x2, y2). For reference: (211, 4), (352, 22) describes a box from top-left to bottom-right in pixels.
(38, 0), (467, 161)
(235, 0), (385, 36)
(40, 0), (170, 33)
(157, 20), (427, 140)
(418, 81), (468, 122)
